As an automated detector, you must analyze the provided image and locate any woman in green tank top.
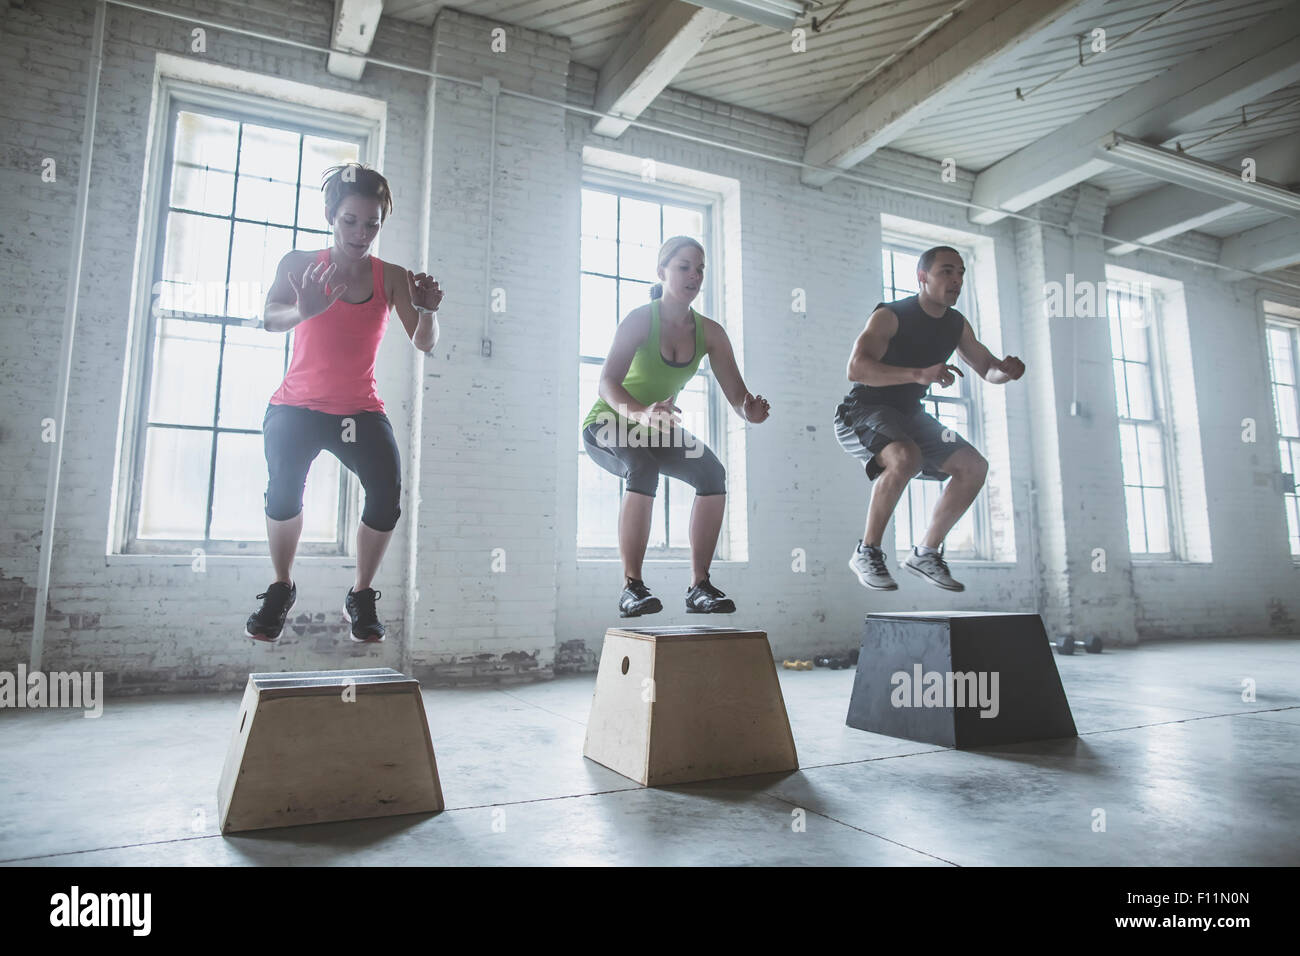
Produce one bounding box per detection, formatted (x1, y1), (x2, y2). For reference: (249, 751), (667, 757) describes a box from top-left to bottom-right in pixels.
(581, 236), (770, 617)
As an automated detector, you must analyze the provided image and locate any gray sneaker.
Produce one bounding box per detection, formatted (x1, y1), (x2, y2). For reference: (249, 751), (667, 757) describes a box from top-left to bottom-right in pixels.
(904, 546), (965, 591)
(849, 541), (897, 590)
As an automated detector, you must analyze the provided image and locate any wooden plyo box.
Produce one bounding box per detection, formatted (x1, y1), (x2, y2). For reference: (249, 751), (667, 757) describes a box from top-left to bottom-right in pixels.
(218, 668), (444, 833)
(583, 626), (799, 786)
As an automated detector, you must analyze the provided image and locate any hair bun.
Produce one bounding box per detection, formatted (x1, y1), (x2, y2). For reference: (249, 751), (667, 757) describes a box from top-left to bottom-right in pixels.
(649, 283), (663, 300)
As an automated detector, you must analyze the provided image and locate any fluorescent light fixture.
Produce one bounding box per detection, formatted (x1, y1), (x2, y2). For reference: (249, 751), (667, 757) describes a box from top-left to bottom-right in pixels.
(680, 0), (810, 31)
(1098, 133), (1300, 218)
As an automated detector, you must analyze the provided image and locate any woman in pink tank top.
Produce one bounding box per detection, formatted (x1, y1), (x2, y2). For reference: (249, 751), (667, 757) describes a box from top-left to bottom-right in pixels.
(244, 163), (444, 647)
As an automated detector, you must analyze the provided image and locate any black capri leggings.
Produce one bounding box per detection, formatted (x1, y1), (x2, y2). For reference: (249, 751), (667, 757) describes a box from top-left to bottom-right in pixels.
(582, 421), (726, 497)
(262, 403), (402, 532)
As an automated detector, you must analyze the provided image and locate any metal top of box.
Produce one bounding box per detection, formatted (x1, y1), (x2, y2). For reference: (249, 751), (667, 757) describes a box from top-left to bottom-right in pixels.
(866, 611), (1040, 622)
(247, 668), (414, 693)
(607, 625), (766, 642)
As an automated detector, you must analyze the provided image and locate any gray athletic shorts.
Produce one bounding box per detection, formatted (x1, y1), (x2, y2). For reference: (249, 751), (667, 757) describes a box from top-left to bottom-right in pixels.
(582, 421), (725, 497)
(834, 400), (973, 482)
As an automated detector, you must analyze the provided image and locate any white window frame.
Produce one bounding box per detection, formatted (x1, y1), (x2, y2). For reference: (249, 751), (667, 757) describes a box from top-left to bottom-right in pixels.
(112, 76), (380, 556)
(1264, 310), (1300, 558)
(880, 234), (990, 561)
(577, 169), (727, 560)
(1107, 282), (1180, 559)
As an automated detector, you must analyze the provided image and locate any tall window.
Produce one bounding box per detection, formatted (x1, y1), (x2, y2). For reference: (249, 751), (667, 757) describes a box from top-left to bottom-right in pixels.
(129, 105), (361, 553)
(577, 181), (721, 556)
(1266, 317), (1300, 556)
(1107, 282), (1174, 556)
(881, 240), (981, 557)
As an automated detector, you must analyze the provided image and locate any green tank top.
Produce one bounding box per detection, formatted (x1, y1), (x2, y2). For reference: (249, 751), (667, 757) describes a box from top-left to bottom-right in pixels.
(582, 299), (709, 431)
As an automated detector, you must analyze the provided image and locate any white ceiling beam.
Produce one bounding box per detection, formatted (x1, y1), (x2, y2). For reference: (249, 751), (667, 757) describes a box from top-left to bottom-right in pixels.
(1221, 217), (1300, 274)
(592, 0), (732, 139)
(802, 0), (1090, 188)
(969, 9), (1300, 224)
(328, 0), (383, 81)
(1105, 134), (1300, 254)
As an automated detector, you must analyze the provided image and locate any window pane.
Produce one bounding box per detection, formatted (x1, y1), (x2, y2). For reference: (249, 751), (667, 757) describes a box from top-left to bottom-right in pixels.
(1122, 317), (1150, 363)
(619, 197), (660, 250)
(577, 452), (620, 549)
(662, 205), (703, 239)
(295, 231), (330, 252)
(947, 508), (976, 554)
(582, 233), (617, 276)
(647, 486), (667, 550)
(209, 432), (267, 540)
(1125, 362), (1154, 419)
(1278, 439), (1295, 478)
(619, 236), (658, 280)
(580, 274), (617, 358)
(235, 168), (297, 225)
(1268, 328), (1293, 384)
(1137, 425), (1166, 488)
(229, 222), (294, 320)
(300, 454), (341, 543)
(219, 324), (285, 429)
(666, 474), (691, 550)
(619, 278), (652, 316)
(171, 112), (237, 216)
(579, 361), (603, 445)
(236, 122), (298, 178)
(1143, 487), (1170, 553)
(1125, 485), (1147, 553)
(582, 189), (617, 239)
(1275, 383), (1299, 437)
(1119, 423), (1141, 486)
(1286, 496), (1300, 557)
(138, 427), (211, 539)
(1108, 307), (1123, 359)
(677, 375), (710, 447)
(148, 317), (219, 426)
(890, 251), (918, 295)
(1113, 360), (1130, 418)
(159, 212), (231, 315)
(298, 136), (359, 232)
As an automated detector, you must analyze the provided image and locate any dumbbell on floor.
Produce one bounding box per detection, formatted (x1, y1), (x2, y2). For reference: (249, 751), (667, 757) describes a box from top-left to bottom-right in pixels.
(1052, 635), (1103, 655)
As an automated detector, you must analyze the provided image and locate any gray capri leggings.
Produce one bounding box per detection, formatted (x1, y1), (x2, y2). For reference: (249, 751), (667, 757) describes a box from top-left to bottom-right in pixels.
(582, 421), (726, 497)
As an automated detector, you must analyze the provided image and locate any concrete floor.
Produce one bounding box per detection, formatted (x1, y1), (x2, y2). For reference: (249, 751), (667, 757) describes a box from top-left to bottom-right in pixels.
(2, 637), (1297, 866)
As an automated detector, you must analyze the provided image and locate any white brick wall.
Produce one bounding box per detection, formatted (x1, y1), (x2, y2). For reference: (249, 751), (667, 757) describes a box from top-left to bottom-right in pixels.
(2, 0), (1296, 693)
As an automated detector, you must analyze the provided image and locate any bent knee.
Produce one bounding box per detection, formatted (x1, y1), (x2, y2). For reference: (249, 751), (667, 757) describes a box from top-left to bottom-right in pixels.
(949, 451), (989, 483)
(881, 440), (924, 476)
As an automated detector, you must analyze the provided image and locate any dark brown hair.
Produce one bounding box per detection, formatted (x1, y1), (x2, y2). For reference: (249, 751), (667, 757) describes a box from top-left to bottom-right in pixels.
(321, 163), (393, 225)
(918, 245), (961, 273)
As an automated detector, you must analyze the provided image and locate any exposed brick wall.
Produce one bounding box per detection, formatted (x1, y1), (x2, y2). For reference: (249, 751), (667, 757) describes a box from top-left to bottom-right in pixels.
(1, 0), (1295, 697)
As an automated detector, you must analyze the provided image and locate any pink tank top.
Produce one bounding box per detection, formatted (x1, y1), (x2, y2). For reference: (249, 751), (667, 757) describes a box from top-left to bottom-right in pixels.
(269, 250), (390, 414)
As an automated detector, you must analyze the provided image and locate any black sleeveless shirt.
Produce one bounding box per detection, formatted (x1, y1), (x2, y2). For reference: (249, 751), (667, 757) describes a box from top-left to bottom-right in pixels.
(847, 295), (966, 411)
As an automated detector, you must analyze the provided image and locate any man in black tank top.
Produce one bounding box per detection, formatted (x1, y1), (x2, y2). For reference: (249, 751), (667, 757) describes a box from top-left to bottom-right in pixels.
(834, 246), (1025, 592)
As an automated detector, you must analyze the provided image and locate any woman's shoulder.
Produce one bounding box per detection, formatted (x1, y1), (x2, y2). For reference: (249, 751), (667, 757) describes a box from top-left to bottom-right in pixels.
(622, 303), (653, 330)
(697, 312), (727, 344)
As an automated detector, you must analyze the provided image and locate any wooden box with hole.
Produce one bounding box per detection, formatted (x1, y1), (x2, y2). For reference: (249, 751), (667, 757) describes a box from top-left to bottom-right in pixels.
(217, 668), (444, 833)
(583, 626), (799, 786)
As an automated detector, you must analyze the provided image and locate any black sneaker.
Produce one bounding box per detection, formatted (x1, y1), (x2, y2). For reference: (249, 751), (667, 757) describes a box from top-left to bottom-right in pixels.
(344, 587), (386, 643)
(619, 579), (663, 618)
(685, 576), (736, 614)
(245, 581), (296, 642)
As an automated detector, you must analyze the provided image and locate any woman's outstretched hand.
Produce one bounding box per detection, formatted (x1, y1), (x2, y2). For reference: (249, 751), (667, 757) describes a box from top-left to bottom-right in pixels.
(744, 393), (770, 423)
(408, 270), (444, 313)
(287, 260), (348, 320)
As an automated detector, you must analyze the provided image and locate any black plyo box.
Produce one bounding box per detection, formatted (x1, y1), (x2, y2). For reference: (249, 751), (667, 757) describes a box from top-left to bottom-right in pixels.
(845, 612), (1077, 748)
